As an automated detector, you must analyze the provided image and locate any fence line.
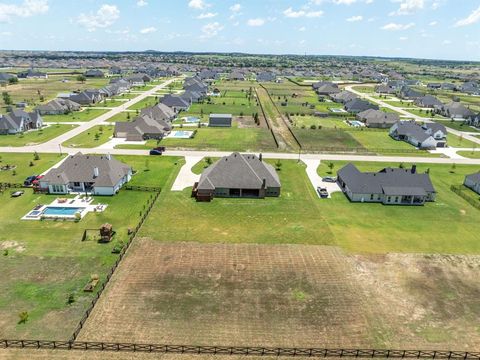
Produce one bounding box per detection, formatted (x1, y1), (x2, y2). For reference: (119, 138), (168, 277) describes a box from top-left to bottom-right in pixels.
(69, 186), (161, 341)
(255, 87), (280, 149)
(1, 340), (479, 359)
(451, 185), (480, 210)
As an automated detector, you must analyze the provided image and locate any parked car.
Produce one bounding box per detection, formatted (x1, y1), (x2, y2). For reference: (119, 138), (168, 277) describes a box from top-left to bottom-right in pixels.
(317, 187), (329, 198)
(322, 176), (337, 183)
(149, 146), (166, 156)
(24, 175), (37, 186)
(11, 191), (24, 198)
(32, 175), (44, 186)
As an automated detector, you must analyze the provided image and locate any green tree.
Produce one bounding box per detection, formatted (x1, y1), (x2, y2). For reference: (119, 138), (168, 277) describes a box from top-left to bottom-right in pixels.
(2, 91), (12, 105)
(327, 162), (335, 174)
(76, 74), (86, 83)
(18, 311), (29, 324)
(8, 77), (18, 85)
(275, 160), (282, 171)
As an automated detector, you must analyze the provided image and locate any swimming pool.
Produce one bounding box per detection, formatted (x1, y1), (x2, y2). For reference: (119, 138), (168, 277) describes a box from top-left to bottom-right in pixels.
(43, 207), (85, 216)
(184, 117), (199, 123)
(167, 130), (194, 139)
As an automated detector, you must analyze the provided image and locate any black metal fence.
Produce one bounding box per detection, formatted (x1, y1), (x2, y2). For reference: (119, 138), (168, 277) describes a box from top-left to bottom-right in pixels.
(69, 186), (161, 341)
(255, 87), (280, 149)
(451, 185), (480, 210)
(1, 340), (479, 359)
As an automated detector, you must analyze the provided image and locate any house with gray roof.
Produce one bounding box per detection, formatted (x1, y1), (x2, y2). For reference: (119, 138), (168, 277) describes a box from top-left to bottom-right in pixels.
(39, 153), (132, 196)
(436, 101), (475, 120)
(85, 69), (104, 78)
(375, 84), (396, 94)
(398, 86), (422, 99)
(193, 153), (281, 201)
(389, 121), (447, 149)
(256, 72), (277, 82)
(140, 103), (176, 122)
(356, 109), (399, 128)
(330, 91), (358, 104)
(464, 173), (480, 194)
(315, 83), (340, 96)
(414, 95), (443, 108)
(160, 94), (190, 112)
(0, 110), (43, 134)
(344, 98), (379, 114)
(114, 114), (172, 141)
(337, 163), (436, 205)
(36, 98), (81, 115)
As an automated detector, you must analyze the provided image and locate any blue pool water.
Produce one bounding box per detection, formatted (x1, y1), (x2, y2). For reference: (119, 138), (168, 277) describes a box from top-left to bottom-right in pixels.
(185, 117), (199, 123)
(173, 131), (191, 138)
(43, 207), (85, 216)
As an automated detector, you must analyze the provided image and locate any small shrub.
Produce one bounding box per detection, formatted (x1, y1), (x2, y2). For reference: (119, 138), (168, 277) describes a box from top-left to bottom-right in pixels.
(66, 293), (75, 305)
(18, 311), (29, 324)
(310, 125), (317, 130)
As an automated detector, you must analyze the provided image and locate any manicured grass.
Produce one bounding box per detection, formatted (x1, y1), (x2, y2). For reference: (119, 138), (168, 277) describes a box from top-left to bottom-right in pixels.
(0, 124), (77, 147)
(96, 99), (125, 108)
(62, 125), (113, 148)
(117, 127), (277, 152)
(438, 120), (480, 133)
(111, 93), (138, 100)
(457, 151), (480, 159)
(402, 108), (435, 118)
(127, 97), (159, 111)
(292, 128), (365, 151)
(292, 116), (350, 129)
(0, 153), (63, 182)
(351, 86), (375, 94)
(447, 133), (477, 149)
(189, 102), (258, 116)
(106, 111), (135, 123)
(42, 109), (109, 123)
(141, 159), (480, 254)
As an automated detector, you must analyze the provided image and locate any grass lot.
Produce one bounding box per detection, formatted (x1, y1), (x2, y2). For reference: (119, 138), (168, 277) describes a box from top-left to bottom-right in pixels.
(0, 153), (63, 182)
(188, 102), (258, 116)
(0, 155), (181, 339)
(292, 128), (365, 151)
(457, 151), (480, 159)
(62, 125), (113, 148)
(0, 124), (76, 147)
(438, 120), (480, 133)
(106, 111), (135, 122)
(42, 109), (109, 123)
(117, 126), (277, 152)
(292, 115), (350, 129)
(402, 108), (435, 118)
(96, 99), (126, 108)
(447, 133), (477, 148)
(142, 159), (480, 254)
(127, 97), (159, 111)
(110, 93), (138, 100)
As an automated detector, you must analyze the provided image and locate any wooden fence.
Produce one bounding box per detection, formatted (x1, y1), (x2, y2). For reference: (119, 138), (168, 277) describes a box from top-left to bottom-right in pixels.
(69, 186), (161, 341)
(254, 87), (280, 149)
(1, 340), (479, 359)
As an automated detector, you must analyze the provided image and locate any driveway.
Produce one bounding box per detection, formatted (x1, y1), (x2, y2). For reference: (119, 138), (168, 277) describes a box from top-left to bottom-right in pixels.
(303, 159), (341, 199)
(171, 156), (203, 191)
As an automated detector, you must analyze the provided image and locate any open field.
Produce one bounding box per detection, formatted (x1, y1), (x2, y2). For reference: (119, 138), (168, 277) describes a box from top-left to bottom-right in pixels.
(0, 153), (63, 182)
(106, 111), (135, 122)
(62, 125), (114, 148)
(42, 109), (109, 123)
(127, 97), (159, 111)
(116, 126), (277, 152)
(0, 124), (77, 147)
(457, 151), (480, 159)
(291, 115), (350, 129)
(0, 156), (181, 340)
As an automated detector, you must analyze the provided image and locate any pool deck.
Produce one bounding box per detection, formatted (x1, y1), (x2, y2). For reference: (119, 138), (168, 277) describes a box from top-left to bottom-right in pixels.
(22, 195), (107, 221)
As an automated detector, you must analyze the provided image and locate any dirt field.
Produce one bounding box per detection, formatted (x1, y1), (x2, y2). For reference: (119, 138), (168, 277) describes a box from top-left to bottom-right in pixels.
(78, 239), (373, 348)
(77, 239), (480, 350)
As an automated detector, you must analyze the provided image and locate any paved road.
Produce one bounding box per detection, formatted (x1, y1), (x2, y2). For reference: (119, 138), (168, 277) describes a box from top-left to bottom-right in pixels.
(345, 84), (480, 147)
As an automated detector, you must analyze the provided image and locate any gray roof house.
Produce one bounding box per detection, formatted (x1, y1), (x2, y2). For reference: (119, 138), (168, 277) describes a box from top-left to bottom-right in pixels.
(85, 69), (105, 78)
(337, 163), (436, 205)
(209, 114), (232, 127)
(140, 103), (176, 122)
(356, 109), (399, 128)
(114, 114), (172, 141)
(375, 84), (396, 94)
(39, 153), (132, 196)
(398, 86), (423, 99)
(36, 98), (81, 115)
(0, 110), (43, 134)
(160, 95), (190, 112)
(436, 102), (475, 119)
(344, 98), (379, 114)
(389, 121), (447, 149)
(464, 173), (480, 195)
(414, 95), (443, 108)
(315, 83), (340, 96)
(193, 153), (281, 201)
(330, 91), (358, 104)
(256, 72), (277, 82)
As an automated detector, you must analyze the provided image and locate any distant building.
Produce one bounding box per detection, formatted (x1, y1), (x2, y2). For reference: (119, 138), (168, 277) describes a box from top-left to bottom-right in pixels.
(85, 69), (105, 78)
(36, 98), (81, 115)
(209, 114), (232, 127)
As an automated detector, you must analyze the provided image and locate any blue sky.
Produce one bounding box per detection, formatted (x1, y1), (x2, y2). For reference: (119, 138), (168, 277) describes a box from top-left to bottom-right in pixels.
(0, 0), (479, 60)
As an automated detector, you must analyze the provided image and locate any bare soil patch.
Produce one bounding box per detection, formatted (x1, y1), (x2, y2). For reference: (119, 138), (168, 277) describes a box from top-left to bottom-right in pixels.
(78, 239), (372, 347)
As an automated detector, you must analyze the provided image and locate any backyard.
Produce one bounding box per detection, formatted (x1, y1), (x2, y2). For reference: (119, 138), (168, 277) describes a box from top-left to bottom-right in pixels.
(62, 125), (114, 148)
(42, 109), (109, 123)
(0, 124), (77, 147)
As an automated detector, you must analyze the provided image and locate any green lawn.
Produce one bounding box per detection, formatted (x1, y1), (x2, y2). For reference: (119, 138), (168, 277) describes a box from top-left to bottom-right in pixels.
(141, 159), (480, 254)
(0, 155), (181, 339)
(0, 125), (77, 147)
(127, 97), (159, 111)
(189, 102), (258, 116)
(42, 109), (109, 123)
(292, 116), (350, 129)
(117, 127), (277, 152)
(106, 111), (135, 123)
(292, 128), (365, 151)
(0, 153), (63, 183)
(447, 133), (477, 148)
(62, 125), (113, 148)
(457, 151), (480, 159)
(438, 120), (480, 133)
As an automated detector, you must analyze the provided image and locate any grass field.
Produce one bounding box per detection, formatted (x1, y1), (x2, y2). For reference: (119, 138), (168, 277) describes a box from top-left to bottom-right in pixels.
(457, 151), (480, 159)
(0, 155), (181, 340)
(127, 97), (159, 111)
(292, 128), (365, 151)
(0, 153), (63, 182)
(116, 126), (277, 152)
(291, 116), (350, 129)
(438, 120), (480, 133)
(447, 133), (477, 148)
(0, 125), (76, 147)
(62, 125), (114, 148)
(106, 111), (135, 122)
(42, 109), (109, 123)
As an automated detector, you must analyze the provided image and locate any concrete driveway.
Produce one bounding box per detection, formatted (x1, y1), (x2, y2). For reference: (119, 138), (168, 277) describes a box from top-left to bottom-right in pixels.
(303, 159), (341, 199)
(171, 156), (203, 191)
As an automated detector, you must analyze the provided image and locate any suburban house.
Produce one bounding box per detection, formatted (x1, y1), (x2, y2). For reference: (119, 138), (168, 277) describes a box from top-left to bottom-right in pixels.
(66, 90), (102, 105)
(356, 109), (399, 128)
(36, 98), (81, 115)
(114, 114), (172, 141)
(389, 121), (447, 149)
(39, 153), (132, 196)
(160, 95), (190, 112)
(18, 69), (48, 79)
(398, 86), (422, 99)
(375, 84), (396, 94)
(140, 103), (176, 122)
(230, 71), (246, 81)
(467, 113), (480, 128)
(314, 82), (340, 96)
(330, 91), (358, 104)
(337, 163), (436, 205)
(436, 101), (475, 120)
(193, 153), (281, 201)
(344, 98), (379, 114)
(464, 173), (480, 195)
(0, 73), (17, 83)
(0, 110), (43, 134)
(209, 114), (232, 127)
(256, 72), (277, 82)
(85, 69), (105, 78)
(414, 95), (443, 108)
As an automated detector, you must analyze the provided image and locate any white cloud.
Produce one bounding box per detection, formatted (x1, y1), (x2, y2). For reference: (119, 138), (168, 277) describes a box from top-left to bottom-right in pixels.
(390, 0), (425, 16)
(200, 21), (223, 38)
(283, 7), (323, 18)
(0, 0), (48, 22)
(454, 6), (480, 27)
(188, 0), (209, 10)
(346, 15), (363, 22)
(298, 26), (306, 31)
(333, 0), (357, 4)
(0, 31), (12, 35)
(429, 20), (437, 26)
(136, 0), (147, 6)
(399, 36), (408, 40)
(197, 12), (217, 19)
(230, 3), (241, 12)
(76, 4), (120, 32)
(442, 39), (451, 45)
(381, 22), (415, 30)
(140, 26), (157, 34)
(247, 18), (265, 26)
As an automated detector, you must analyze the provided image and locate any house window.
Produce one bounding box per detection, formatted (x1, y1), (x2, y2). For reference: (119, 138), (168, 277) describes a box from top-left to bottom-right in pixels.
(74, 182), (80, 187)
(387, 196), (391, 202)
(370, 194), (374, 200)
(396, 197), (399, 203)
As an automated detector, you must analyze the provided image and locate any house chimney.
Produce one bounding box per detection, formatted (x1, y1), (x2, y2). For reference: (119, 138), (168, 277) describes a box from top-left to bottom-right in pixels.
(262, 179), (266, 189)
(411, 165), (417, 174)
(93, 167), (99, 178)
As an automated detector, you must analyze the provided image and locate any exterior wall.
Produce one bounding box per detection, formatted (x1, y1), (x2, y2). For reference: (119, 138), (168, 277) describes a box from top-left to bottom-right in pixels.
(47, 184), (68, 194)
(209, 118), (232, 127)
(464, 179), (480, 194)
(93, 186), (115, 196)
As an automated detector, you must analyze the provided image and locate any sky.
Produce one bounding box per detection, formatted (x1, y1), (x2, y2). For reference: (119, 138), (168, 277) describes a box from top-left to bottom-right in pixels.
(0, 0), (479, 61)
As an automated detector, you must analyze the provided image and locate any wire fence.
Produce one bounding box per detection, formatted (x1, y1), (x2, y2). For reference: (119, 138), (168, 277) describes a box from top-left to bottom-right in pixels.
(1, 340), (479, 359)
(451, 185), (480, 210)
